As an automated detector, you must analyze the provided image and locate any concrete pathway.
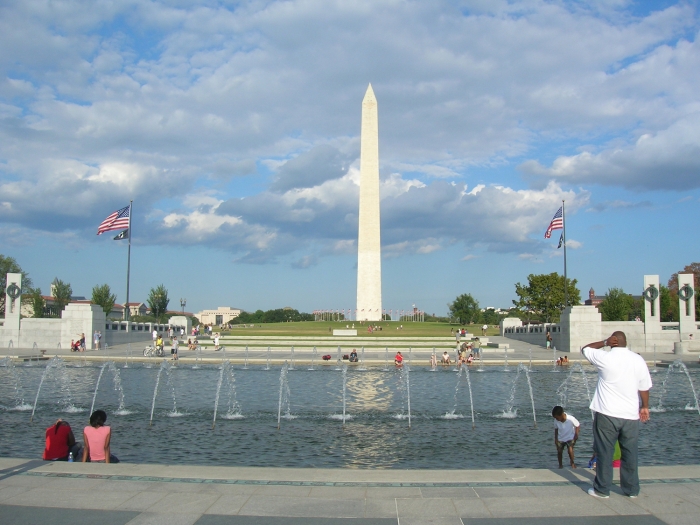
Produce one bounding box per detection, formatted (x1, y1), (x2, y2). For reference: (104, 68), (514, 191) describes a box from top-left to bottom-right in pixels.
(0, 458), (698, 524)
(0, 334), (678, 367)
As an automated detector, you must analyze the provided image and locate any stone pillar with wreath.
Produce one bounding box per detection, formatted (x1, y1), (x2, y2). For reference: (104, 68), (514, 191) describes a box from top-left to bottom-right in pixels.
(642, 275), (661, 347)
(678, 273), (696, 340)
(4, 273), (22, 331)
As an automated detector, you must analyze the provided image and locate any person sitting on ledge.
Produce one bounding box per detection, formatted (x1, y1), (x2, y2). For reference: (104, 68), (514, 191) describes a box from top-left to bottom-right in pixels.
(83, 410), (114, 463)
(394, 351), (403, 366)
(441, 351), (451, 366)
(349, 349), (358, 362)
(43, 419), (80, 461)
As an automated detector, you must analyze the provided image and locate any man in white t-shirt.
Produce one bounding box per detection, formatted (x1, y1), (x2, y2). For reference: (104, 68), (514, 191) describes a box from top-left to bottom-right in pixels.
(552, 406), (580, 469)
(582, 331), (652, 499)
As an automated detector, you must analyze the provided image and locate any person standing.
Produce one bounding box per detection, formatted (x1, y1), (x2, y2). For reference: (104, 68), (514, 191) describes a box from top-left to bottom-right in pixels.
(582, 331), (652, 499)
(546, 331), (552, 349)
(171, 337), (179, 361)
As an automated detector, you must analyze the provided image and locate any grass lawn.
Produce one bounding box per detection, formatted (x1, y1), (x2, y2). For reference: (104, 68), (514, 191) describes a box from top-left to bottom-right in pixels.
(214, 321), (501, 338)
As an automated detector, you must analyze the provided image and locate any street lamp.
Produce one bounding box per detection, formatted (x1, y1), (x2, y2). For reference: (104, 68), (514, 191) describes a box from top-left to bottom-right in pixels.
(180, 298), (186, 313)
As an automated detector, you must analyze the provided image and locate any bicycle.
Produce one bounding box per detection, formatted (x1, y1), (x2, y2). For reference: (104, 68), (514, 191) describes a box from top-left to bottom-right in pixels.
(143, 344), (165, 357)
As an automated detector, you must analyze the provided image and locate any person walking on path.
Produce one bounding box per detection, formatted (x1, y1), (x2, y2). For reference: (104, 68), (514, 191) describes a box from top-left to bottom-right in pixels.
(582, 331), (652, 499)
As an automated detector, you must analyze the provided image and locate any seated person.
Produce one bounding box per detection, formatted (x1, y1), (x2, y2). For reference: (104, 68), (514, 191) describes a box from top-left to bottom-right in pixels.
(155, 335), (164, 350)
(562, 355), (569, 365)
(467, 353), (474, 365)
(82, 410), (113, 463)
(43, 419), (80, 461)
(394, 351), (403, 366)
(70, 340), (80, 352)
(349, 349), (358, 362)
(441, 351), (451, 365)
(187, 338), (195, 350)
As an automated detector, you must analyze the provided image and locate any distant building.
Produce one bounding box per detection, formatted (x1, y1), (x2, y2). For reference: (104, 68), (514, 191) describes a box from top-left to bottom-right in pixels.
(197, 307), (241, 325)
(124, 302), (148, 317)
(584, 288), (605, 307)
(585, 288), (641, 310)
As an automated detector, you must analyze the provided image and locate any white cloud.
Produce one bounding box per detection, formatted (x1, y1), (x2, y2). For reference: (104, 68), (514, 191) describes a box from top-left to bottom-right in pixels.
(0, 0), (698, 252)
(461, 254), (478, 261)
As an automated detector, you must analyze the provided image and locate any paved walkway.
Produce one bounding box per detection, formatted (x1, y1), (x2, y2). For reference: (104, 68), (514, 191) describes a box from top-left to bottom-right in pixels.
(0, 458), (698, 524)
(1, 336), (678, 367)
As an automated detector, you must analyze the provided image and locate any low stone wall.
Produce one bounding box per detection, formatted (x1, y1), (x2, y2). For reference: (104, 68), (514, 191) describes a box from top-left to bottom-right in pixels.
(500, 322), (564, 350)
(17, 318), (62, 348)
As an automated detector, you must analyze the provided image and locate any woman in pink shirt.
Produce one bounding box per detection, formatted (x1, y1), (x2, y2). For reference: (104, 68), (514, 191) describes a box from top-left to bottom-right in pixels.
(82, 410), (111, 463)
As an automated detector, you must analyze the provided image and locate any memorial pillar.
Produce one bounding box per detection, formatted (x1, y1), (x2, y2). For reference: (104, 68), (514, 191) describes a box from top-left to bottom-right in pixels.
(643, 275), (661, 349)
(4, 273), (22, 331)
(678, 273), (696, 340)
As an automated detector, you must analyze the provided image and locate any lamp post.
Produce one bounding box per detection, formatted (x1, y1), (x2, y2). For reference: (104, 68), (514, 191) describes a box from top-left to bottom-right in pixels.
(180, 298), (186, 313)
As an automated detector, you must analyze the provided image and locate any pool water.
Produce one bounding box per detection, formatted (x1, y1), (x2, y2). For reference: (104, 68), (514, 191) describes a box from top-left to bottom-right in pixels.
(1, 361), (698, 469)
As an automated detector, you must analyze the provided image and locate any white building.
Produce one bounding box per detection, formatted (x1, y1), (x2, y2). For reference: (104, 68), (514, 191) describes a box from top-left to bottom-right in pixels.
(196, 307), (241, 325)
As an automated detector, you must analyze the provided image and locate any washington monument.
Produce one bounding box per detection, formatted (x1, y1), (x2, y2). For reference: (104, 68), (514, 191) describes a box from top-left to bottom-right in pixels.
(356, 84), (382, 321)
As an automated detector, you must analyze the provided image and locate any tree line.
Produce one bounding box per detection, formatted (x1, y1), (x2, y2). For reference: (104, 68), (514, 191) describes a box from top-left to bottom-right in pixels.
(233, 309), (314, 324)
(449, 262), (699, 325)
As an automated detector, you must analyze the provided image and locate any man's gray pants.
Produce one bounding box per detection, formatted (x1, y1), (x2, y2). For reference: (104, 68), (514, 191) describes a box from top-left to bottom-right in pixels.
(593, 412), (640, 496)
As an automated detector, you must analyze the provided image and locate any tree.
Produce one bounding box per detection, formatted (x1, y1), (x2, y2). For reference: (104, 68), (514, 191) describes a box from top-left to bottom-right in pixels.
(668, 263), (700, 320)
(598, 288), (634, 321)
(449, 293), (480, 325)
(660, 285), (677, 322)
(91, 284), (116, 315)
(147, 284), (170, 322)
(480, 308), (502, 326)
(30, 288), (45, 318)
(52, 279), (73, 313)
(513, 272), (581, 323)
(0, 255), (33, 316)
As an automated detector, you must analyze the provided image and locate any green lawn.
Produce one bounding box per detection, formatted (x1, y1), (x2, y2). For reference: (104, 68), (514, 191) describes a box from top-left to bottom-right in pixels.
(215, 321), (501, 337)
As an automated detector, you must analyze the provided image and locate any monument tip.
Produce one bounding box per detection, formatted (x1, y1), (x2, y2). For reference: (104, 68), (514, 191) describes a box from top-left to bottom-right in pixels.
(363, 83), (376, 103)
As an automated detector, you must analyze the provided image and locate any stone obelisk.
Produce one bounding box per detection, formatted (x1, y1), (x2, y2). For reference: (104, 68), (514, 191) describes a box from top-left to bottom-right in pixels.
(356, 84), (382, 321)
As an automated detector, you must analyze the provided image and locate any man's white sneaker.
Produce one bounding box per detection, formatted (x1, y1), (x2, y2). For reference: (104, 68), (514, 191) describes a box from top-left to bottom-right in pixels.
(627, 494), (638, 499)
(588, 488), (609, 499)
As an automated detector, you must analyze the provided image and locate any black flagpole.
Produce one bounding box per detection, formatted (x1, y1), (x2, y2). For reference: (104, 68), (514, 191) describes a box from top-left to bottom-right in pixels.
(125, 200), (132, 328)
(562, 199), (568, 310)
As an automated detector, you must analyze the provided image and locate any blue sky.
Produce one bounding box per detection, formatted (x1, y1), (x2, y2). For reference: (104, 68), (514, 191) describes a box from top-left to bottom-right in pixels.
(1, 0), (699, 316)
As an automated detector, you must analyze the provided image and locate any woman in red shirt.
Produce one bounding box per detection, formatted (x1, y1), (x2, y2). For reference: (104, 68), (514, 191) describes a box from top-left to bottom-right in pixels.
(43, 419), (77, 461)
(394, 351), (403, 366)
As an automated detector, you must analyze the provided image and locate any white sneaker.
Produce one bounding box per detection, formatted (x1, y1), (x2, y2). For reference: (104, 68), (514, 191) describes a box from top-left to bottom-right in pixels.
(588, 488), (609, 499)
(627, 494), (638, 499)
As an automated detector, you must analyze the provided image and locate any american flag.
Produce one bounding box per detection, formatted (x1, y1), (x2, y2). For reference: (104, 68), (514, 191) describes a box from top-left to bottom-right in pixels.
(544, 207), (563, 239)
(97, 205), (131, 235)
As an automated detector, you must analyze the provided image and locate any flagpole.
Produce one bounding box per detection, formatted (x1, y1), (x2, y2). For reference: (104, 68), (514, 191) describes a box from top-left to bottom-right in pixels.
(562, 199), (568, 311)
(125, 200), (133, 328)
